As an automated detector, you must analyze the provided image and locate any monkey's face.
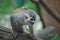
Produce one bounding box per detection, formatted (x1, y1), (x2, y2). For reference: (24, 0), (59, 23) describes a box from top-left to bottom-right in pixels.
(27, 16), (36, 25)
(23, 14), (36, 25)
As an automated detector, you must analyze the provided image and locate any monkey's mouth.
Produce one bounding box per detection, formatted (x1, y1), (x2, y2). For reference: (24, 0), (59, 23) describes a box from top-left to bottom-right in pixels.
(30, 21), (34, 25)
(29, 19), (35, 25)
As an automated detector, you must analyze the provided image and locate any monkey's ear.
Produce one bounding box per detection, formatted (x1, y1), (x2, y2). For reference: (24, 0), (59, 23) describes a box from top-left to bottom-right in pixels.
(23, 15), (28, 19)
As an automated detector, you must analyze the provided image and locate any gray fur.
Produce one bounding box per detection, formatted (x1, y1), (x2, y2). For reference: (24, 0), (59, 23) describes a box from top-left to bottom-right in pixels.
(35, 26), (57, 40)
(10, 9), (36, 33)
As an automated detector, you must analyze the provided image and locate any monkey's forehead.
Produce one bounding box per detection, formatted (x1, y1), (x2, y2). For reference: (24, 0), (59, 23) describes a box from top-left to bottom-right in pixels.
(12, 9), (37, 18)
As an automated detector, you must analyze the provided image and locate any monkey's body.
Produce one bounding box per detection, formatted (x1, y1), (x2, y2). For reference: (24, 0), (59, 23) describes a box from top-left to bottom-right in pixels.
(11, 9), (36, 33)
(10, 9), (37, 40)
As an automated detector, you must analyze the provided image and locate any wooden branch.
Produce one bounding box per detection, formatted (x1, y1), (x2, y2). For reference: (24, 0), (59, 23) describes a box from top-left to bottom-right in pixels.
(39, 0), (60, 22)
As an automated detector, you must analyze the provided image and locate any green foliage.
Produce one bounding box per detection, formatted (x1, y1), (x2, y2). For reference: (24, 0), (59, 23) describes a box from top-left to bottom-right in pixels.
(0, 0), (11, 14)
(15, 0), (25, 8)
(24, 0), (37, 11)
(15, 0), (37, 11)
(50, 35), (60, 40)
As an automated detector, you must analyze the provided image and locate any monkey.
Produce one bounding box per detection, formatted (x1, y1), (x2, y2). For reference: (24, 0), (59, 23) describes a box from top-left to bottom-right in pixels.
(11, 9), (36, 32)
(10, 7), (57, 40)
(10, 7), (37, 40)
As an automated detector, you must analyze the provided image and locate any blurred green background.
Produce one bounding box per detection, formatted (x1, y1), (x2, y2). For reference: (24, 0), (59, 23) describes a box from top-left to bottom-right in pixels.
(0, 0), (15, 28)
(0, 0), (59, 40)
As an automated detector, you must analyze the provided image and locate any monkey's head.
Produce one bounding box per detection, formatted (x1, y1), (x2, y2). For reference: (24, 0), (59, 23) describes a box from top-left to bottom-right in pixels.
(13, 7), (36, 26)
(23, 10), (36, 26)
(11, 7), (37, 34)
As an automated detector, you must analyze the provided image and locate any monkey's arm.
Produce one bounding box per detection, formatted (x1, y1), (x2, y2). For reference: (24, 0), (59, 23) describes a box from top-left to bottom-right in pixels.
(10, 16), (24, 33)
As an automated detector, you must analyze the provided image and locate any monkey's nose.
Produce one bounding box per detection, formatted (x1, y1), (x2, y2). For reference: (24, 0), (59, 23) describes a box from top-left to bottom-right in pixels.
(30, 18), (35, 21)
(30, 18), (34, 21)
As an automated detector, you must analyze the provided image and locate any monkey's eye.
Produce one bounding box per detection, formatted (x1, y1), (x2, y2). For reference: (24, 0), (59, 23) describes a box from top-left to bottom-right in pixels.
(33, 17), (35, 21)
(30, 18), (34, 21)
